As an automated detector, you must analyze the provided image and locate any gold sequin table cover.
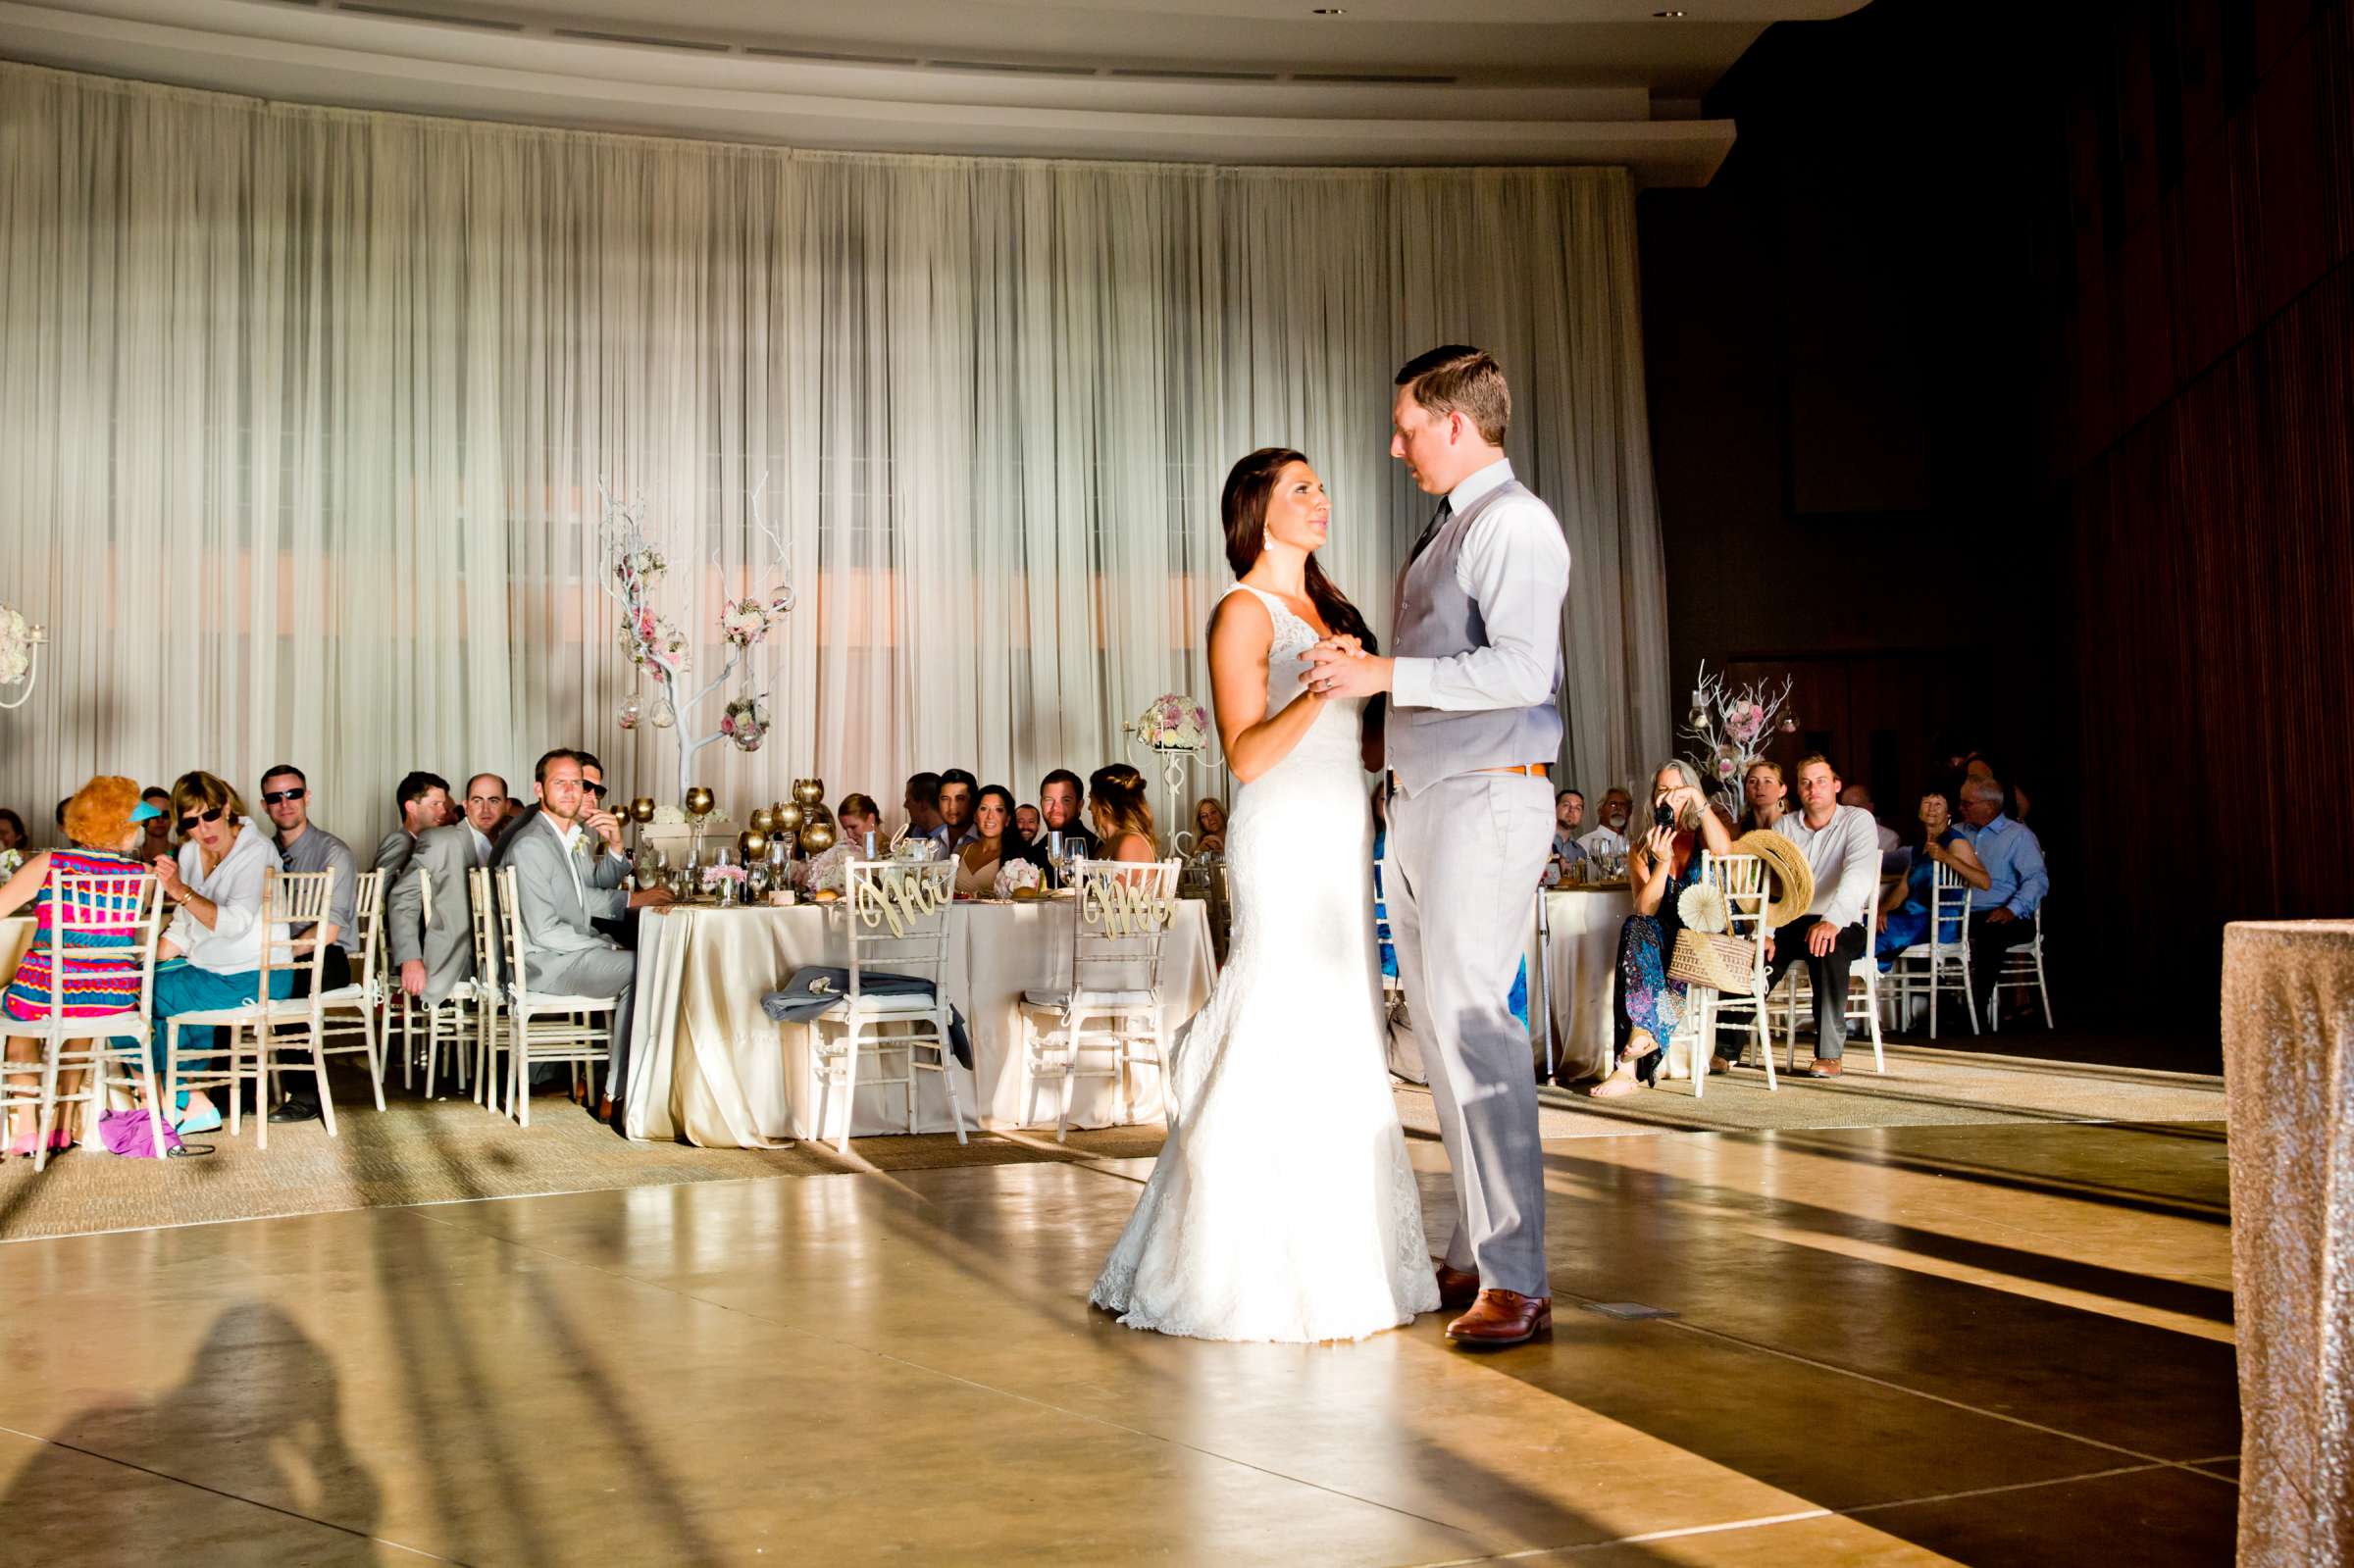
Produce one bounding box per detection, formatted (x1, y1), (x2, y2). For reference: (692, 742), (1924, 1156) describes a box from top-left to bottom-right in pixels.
(622, 899), (1215, 1146)
(2223, 918), (2354, 1567)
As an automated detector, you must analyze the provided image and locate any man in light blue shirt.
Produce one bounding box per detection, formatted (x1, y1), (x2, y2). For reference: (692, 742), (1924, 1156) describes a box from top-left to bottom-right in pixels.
(1957, 777), (2048, 1023)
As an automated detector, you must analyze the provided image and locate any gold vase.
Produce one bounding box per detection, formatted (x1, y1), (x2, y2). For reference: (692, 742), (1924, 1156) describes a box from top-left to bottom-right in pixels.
(798, 820), (837, 854)
(684, 785), (715, 819)
(747, 806), (776, 835)
(775, 800), (805, 835)
(792, 779), (825, 807)
(739, 829), (769, 860)
(629, 796), (656, 825)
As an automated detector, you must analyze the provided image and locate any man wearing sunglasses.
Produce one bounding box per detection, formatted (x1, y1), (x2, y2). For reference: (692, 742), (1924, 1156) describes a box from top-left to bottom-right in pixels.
(372, 771), (453, 884)
(260, 763), (359, 1124)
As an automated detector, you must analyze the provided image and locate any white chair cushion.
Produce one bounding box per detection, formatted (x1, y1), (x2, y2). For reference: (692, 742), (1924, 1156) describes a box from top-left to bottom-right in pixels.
(516, 992), (620, 1012)
(313, 985), (370, 1006)
(1021, 987), (1159, 1009)
(844, 991), (943, 1016)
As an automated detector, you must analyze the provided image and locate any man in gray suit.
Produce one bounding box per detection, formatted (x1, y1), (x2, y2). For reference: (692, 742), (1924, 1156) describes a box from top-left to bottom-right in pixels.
(1304, 345), (1570, 1347)
(504, 749), (671, 1128)
(387, 769), (516, 1009)
(373, 771), (454, 882)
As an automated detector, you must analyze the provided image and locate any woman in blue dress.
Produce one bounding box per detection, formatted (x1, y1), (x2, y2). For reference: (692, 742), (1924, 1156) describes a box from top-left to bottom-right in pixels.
(1591, 760), (1733, 1098)
(1873, 787), (1991, 966)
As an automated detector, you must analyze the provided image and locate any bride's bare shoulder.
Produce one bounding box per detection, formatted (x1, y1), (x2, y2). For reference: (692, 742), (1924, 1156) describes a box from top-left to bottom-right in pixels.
(1208, 585), (1272, 652)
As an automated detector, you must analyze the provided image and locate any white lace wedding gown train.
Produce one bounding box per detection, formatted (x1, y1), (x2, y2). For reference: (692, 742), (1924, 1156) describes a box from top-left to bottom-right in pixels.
(1091, 583), (1439, 1342)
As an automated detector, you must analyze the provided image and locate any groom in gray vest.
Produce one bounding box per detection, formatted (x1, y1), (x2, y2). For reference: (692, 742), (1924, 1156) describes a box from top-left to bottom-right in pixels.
(1304, 345), (1569, 1345)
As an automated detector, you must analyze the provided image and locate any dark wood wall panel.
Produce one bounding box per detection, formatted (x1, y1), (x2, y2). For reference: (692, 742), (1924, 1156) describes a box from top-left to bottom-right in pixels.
(2039, 0), (2354, 1009)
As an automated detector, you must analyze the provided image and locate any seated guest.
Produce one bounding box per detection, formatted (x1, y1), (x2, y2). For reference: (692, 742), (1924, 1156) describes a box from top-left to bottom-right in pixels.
(374, 771), (453, 880)
(150, 771), (295, 1133)
(1011, 803), (1041, 845)
(139, 788), (173, 861)
(954, 786), (1016, 896)
(389, 767), (513, 1024)
(938, 768), (979, 849)
(0, 809), (25, 855)
(901, 772), (948, 851)
(1840, 784), (1901, 852)
(0, 778), (165, 1154)
(259, 763), (359, 1125)
(1578, 787), (1633, 858)
(1017, 769), (1100, 871)
(1957, 777), (2048, 1024)
(1874, 787), (1990, 968)
(837, 793), (883, 855)
(1592, 761), (1732, 1098)
(506, 750), (672, 1129)
(1088, 765), (1157, 863)
(1546, 788), (1590, 885)
(574, 753), (640, 951)
(458, 774), (511, 864)
(1192, 796), (1227, 856)
(1737, 759), (1788, 833)
(1711, 754), (1879, 1079)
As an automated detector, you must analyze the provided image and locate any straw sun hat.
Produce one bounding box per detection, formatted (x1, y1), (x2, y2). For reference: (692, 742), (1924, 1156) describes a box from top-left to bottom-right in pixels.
(1732, 831), (1816, 929)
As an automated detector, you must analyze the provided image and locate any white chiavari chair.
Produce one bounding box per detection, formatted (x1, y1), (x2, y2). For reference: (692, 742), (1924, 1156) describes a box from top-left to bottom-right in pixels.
(165, 868), (337, 1149)
(1988, 904), (2054, 1031)
(1778, 950), (1886, 1072)
(1888, 859), (1978, 1038)
(815, 859), (966, 1153)
(1691, 851), (1776, 1097)
(1, 867), (171, 1169)
(468, 865), (510, 1108)
(1021, 858), (1181, 1140)
(306, 868), (388, 1112)
(492, 866), (616, 1127)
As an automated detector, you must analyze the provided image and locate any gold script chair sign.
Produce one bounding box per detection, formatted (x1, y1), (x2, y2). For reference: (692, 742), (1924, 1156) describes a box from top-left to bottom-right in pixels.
(1018, 857), (1183, 1139)
(851, 860), (952, 938)
(1079, 864), (1180, 939)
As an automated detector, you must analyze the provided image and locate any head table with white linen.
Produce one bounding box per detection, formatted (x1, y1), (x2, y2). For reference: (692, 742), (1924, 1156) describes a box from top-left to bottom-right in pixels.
(622, 897), (1216, 1148)
(1530, 885), (1635, 1083)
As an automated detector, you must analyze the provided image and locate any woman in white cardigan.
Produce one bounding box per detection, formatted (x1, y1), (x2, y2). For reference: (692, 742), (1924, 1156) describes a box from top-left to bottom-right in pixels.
(149, 771), (293, 1134)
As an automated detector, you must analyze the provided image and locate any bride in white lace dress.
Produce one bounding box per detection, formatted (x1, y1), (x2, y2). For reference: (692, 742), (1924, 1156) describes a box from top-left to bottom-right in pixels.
(1092, 448), (1440, 1342)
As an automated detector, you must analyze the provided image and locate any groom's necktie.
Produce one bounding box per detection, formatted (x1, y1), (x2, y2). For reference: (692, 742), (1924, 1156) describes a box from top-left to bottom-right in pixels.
(1408, 499), (1452, 565)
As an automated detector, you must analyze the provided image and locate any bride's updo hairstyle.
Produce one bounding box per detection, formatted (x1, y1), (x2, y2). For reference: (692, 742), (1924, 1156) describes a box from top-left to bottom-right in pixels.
(1220, 447), (1378, 654)
(1087, 764), (1155, 845)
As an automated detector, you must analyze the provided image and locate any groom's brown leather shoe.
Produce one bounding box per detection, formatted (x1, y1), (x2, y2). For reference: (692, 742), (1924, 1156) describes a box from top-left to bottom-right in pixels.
(1434, 1263), (1480, 1311)
(1446, 1290), (1553, 1347)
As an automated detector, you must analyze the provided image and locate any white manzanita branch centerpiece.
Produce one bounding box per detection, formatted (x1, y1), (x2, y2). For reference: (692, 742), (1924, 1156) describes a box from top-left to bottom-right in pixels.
(1678, 661), (1799, 821)
(1125, 693), (1219, 854)
(0, 605), (45, 712)
(597, 474), (796, 805)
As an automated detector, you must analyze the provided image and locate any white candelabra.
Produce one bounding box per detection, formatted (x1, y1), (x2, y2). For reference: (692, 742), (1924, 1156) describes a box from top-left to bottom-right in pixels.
(0, 605), (44, 712)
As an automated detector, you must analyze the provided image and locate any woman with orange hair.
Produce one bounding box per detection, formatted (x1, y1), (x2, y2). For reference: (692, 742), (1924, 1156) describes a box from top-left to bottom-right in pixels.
(0, 776), (166, 1155)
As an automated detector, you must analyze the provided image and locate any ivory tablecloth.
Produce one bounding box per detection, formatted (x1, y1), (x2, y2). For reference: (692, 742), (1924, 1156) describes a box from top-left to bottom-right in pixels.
(1388, 887), (1632, 1086)
(1530, 886), (1634, 1082)
(2223, 918), (2354, 1567)
(623, 898), (1215, 1147)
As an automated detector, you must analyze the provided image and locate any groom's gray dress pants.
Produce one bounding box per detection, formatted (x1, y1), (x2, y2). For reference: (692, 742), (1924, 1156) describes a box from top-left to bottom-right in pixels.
(1385, 771), (1554, 1298)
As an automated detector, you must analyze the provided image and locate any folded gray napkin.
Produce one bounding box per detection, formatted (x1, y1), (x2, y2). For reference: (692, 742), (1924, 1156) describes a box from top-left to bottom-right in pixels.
(760, 966), (972, 1069)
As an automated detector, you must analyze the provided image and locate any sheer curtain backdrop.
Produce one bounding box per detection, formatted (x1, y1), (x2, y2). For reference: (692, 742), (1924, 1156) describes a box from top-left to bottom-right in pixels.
(0, 62), (1669, 846)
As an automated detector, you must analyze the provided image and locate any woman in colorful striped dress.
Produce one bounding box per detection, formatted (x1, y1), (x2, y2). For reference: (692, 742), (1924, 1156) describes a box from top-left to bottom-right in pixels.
(1, 776), (165, 1154)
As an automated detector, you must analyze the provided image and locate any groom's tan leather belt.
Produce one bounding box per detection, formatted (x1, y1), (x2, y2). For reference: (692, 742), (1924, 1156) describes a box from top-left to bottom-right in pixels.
(1387, 763), (1549, 791)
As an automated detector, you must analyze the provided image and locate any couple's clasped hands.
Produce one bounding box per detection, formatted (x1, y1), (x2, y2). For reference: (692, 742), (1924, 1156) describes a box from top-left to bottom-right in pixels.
(1298, 634), (1389, 700)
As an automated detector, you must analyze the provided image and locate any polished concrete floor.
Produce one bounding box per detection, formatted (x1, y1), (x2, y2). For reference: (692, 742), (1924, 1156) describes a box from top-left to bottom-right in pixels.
(0, 1120), (2235, 1566)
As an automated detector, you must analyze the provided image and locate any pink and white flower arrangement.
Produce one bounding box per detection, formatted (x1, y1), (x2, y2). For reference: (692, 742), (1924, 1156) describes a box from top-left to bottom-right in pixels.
(699, 863), (748, 890)
(1132, 693), (1211, 752)
(719, 693), (769, 752)
(721, 598), (772, 648)
(993, 859), (1044, 898)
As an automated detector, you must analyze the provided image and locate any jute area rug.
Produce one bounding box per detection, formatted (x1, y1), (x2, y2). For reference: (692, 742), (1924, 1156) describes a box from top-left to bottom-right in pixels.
(0, 1076), (1164, 1244)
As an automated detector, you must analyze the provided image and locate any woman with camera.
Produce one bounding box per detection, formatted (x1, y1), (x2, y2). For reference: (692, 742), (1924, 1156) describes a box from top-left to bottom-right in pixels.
(1589, 760), (1733, 1098)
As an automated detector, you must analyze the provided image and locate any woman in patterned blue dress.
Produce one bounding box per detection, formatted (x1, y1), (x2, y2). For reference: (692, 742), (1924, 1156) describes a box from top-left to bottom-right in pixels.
(1591, 760), (1733, 1098)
